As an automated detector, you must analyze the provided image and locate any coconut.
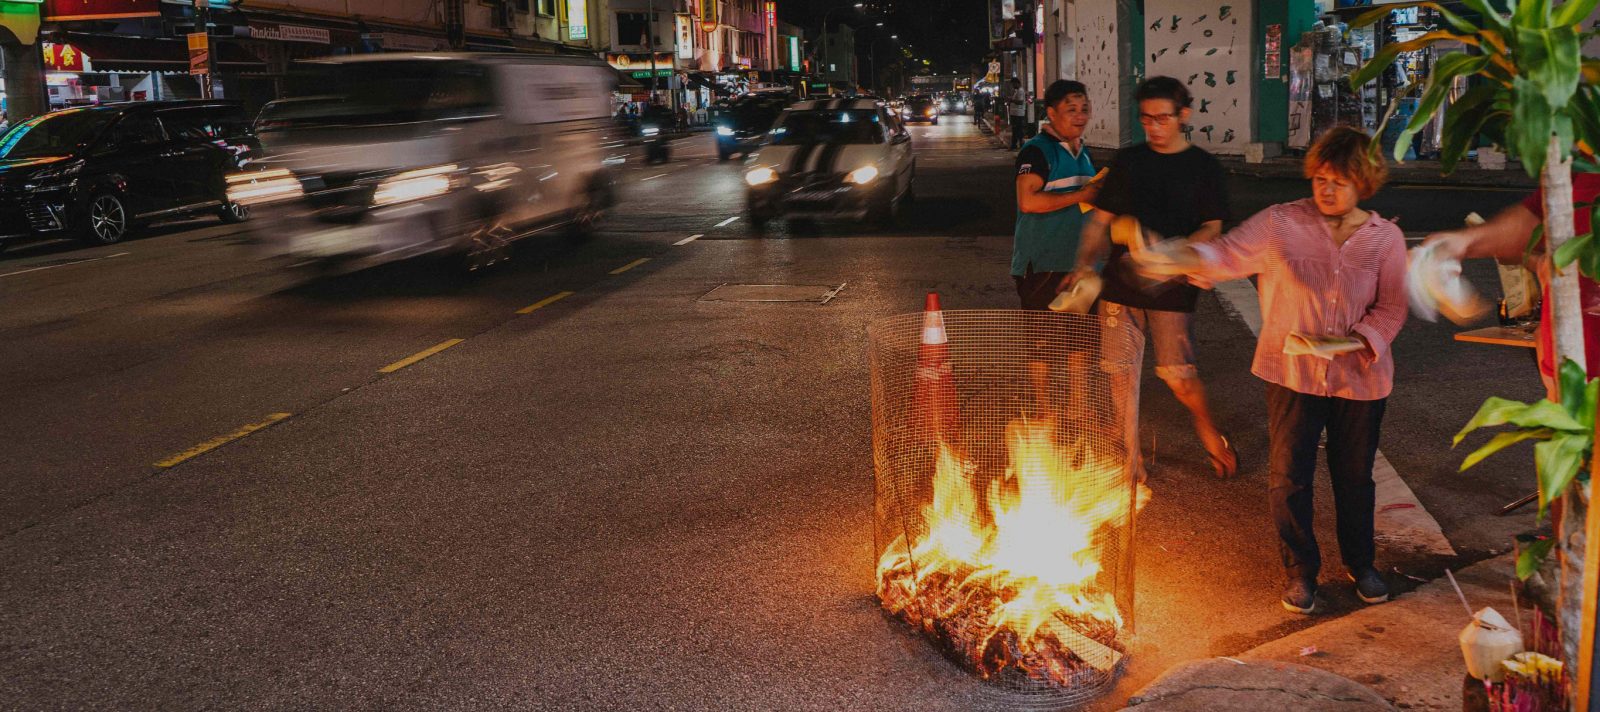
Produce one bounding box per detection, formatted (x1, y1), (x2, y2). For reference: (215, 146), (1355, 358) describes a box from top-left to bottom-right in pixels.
(1460, 607), (1524, 682)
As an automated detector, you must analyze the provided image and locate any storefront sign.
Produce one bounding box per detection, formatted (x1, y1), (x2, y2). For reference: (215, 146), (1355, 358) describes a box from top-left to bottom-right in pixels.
(1263, 23), (1283, 81)
(765, 2), (774, 29)
(607, 53), (673, 72)
(788, 35), (799, 72)
(700, 2), (717, 33)
(250, 23), (331, 44)
(41, 41), (87, 71)
(43, 0), (157, 21)
(566, 0), (587, 41)
(187, 31), (208, 76)
(675, 14), (694, 60)
(988, 0), (1007, 41)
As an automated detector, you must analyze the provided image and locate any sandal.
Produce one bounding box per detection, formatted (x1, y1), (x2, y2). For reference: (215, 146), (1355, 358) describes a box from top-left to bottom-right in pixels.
(1208, 432), (1238, 479)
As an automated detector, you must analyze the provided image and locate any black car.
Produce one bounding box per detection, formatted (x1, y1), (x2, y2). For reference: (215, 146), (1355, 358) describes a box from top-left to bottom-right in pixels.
(900, 95), (940, 124)
(715, 91), (790, 161)
(0, 100), (255, 251)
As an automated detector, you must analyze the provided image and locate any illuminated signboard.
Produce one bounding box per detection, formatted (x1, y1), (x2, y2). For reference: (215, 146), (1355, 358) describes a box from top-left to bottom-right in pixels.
(41, 41), (88, 71)
(788, 35), (799, 72)
(765, 1), (774, 28)
(566, 0), (587, 40)
(675, 14), (694, 60)
(700, 2), (716, 33)
(44, 0), (158, 21)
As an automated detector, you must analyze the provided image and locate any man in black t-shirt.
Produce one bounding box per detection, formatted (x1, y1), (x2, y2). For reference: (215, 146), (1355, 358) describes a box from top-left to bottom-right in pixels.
(1069, 76), (1237, 480)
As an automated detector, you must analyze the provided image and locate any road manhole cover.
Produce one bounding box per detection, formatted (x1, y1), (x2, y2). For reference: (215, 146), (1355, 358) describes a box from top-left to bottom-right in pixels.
(699, 283), (846, 304)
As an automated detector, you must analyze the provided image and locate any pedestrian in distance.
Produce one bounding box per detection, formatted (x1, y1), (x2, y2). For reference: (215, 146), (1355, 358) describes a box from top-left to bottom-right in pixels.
(1067, 76), (1238, 480)
(1012, 80), (1101, 310)
(1007, 78), (1029, 151)
(1128, 126), (1407, 615)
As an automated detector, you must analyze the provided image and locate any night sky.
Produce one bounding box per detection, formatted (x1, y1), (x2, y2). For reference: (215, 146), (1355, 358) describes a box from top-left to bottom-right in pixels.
(777, 0), (990, 76)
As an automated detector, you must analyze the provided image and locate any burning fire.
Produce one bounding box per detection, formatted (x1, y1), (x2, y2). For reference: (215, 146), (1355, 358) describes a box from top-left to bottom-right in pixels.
(876, 417), (1151, 687)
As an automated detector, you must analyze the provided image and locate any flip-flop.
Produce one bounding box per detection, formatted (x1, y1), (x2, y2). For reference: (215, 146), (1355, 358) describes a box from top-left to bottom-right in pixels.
(1208, 433), (1238, 479)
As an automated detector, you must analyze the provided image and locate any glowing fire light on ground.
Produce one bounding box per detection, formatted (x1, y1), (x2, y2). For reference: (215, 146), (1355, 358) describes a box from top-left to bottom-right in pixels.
(876, 417), (1151, 688)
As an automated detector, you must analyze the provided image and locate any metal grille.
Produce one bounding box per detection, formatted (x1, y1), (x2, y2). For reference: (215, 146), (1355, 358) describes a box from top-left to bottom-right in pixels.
(869, 310), (1145, 708)
(24, 202), (61, 232)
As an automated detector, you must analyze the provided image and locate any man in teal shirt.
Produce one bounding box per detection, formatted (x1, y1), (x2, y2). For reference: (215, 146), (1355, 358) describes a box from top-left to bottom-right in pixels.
(1013, 80), (1100, 310)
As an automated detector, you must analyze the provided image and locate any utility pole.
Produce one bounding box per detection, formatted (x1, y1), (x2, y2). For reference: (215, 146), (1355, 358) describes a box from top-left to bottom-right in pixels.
(646, 0), (658, 104)
(193, 0), (217, 98)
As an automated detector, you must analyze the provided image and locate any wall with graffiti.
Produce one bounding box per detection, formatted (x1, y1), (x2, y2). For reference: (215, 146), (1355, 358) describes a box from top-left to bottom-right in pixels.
(1143, 1), (1255, 154)
(1074, 0), (1126, 148)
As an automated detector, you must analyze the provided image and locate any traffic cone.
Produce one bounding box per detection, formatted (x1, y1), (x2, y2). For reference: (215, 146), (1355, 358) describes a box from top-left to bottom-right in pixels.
(914, 292), (960, 440)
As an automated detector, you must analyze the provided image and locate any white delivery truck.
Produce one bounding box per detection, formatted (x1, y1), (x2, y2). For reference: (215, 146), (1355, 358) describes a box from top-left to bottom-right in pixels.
(236, 52), (618, 272)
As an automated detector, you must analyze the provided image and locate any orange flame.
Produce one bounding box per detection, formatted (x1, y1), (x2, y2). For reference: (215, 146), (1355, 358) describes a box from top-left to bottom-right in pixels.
(877, 417), (1150, 682)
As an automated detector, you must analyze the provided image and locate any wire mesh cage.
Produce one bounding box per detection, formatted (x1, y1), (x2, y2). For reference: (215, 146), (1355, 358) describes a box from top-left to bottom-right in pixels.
(869, 309), (1146, 708)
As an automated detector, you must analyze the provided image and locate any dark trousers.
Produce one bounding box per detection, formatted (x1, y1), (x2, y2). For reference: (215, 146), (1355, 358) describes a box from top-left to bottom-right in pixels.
(1010, 116), (1027, 149)
(1265, 383), (1386, 580)
(1014, 269), (1068, 311)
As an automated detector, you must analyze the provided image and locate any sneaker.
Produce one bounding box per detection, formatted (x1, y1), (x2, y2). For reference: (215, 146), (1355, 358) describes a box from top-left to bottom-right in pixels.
(1348, 567), (1390, 604)
(1281, 577), (1318, 614)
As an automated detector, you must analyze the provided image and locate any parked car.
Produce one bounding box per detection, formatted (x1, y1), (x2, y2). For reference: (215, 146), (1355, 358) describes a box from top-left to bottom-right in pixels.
(0, 100), (254, 251)
(901, 94), (940, 124)
(744, 98), (915, 226)
(715, 90), (791, 161)
(236, 52), (618, 272)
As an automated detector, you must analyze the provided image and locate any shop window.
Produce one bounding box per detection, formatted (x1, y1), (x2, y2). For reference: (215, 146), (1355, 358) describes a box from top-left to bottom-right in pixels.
(536, 0), (554, 15)
(617, 12), (650, 46)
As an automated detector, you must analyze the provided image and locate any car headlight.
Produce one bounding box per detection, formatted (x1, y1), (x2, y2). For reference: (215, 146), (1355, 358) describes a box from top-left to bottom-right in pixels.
(925, 108), (935, 116)
(716, 126), (735, 136)
(642, 126), (661, 137)
(225, 168), (302, 206)
(372, 164), (460, 207)
(26, 159), (85, 186)
(745, 166), (778, 187)
(844, 165), (879, 185)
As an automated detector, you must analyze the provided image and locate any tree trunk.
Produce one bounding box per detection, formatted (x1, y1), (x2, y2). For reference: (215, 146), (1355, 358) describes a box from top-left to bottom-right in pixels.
(1544, 135), (1592, 701)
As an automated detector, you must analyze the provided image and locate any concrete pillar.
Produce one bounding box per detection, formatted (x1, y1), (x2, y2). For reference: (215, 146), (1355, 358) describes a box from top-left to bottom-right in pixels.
(2, 40), (44, 121)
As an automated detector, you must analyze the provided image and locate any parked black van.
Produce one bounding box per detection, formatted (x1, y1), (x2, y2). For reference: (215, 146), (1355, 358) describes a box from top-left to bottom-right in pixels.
(0, 100), (255, 251)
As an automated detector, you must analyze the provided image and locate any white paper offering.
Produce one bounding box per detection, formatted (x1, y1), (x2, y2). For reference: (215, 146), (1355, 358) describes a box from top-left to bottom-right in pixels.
(1407, 242), (1491, 325)
(1283, 332), (1366, 360)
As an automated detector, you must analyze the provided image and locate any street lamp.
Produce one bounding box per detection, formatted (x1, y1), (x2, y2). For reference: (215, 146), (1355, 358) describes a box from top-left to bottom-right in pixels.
(820, 2), (865, 88)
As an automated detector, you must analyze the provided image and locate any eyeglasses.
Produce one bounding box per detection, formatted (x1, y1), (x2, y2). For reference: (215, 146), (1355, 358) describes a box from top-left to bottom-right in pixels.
(1138, 113), (1178, 126)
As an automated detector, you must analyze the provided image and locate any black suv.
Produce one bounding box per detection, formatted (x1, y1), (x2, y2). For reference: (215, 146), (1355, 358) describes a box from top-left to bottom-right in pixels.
(0, 100), (255, 251)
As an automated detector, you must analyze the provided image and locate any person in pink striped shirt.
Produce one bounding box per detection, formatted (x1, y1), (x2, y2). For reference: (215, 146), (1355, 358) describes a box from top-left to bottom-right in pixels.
(1132, 126), (1408, 614)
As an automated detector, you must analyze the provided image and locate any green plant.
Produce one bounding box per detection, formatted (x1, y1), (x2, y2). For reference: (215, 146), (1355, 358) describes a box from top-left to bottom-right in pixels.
(1350, 0), (1599, 174)
(1456, 359), (1598, 577)
(1349, 0), (1600, 281)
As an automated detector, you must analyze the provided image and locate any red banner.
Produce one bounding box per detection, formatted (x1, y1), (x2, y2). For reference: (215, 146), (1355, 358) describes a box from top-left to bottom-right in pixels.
(44, 0), (160, 22)
(41, 42), (88, 72)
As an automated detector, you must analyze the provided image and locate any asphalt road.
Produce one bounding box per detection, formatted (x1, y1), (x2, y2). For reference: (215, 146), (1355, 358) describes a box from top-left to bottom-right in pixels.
(0, 120), (1545, 710)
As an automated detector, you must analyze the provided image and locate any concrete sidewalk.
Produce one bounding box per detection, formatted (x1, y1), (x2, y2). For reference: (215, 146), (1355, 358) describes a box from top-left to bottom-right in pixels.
(1121, 553), (1519, 711)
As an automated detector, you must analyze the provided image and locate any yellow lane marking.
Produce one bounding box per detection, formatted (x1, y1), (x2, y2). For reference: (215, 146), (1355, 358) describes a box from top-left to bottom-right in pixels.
(516, 290), (575, 315)
(379, 338), (465, 374)
(155, 413), (292, 468)
(610, 258), (651, 275)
